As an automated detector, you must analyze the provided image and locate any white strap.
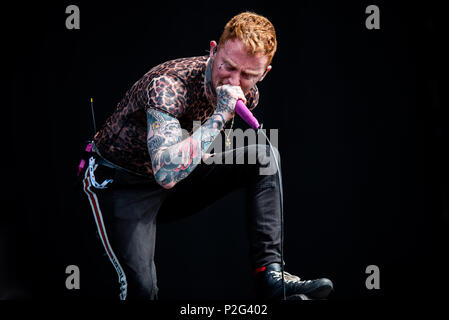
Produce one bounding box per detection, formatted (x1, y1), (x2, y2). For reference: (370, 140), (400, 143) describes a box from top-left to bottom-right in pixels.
(88, 157), (114, 189)
(83, 165), (127, 300)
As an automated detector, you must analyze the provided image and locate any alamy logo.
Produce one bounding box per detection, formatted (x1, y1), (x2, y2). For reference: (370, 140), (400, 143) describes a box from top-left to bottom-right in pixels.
(365, 5), (380, 30)
(365, 265), (380, 290)
(66, 5), (80, 30)
(179, 122), (280, 175)
(65, 265), (80, 290)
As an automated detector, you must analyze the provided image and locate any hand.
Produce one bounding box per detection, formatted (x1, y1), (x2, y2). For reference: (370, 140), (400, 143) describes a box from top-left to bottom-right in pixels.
(215, 84), (247, 121)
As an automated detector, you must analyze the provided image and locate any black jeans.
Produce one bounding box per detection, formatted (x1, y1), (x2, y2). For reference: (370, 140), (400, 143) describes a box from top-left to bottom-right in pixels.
(81, 144), (282, 300)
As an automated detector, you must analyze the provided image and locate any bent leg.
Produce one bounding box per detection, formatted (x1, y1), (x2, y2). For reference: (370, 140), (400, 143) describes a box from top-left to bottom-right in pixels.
(82, 158), (168, 300)
(157, 144), (283, 269)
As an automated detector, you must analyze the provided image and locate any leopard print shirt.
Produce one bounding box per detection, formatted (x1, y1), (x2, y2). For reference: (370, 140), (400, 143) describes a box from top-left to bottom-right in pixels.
(93, 55), (259, 177)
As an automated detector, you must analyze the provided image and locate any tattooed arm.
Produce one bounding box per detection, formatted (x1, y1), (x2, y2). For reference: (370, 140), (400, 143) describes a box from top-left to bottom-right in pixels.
(147, 80), (246, 189)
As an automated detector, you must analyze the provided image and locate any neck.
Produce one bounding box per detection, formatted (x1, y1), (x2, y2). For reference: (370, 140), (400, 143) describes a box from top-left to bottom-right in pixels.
(204, 57), (217, 107)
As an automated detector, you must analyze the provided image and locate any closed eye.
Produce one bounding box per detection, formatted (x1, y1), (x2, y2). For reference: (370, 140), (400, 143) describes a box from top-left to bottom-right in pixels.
(222, 60), (259, 81)
(223, 63), (236, 72)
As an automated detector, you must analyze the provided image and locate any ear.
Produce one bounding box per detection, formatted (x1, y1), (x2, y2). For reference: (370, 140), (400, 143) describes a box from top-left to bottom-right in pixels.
(209, 41), (218, 59)
(259, 65), (272, 82)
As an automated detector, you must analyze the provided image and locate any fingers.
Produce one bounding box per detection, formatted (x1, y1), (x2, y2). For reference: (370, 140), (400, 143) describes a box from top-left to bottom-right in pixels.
(216, 84), (247, 112)
(221, 84), (247, 104)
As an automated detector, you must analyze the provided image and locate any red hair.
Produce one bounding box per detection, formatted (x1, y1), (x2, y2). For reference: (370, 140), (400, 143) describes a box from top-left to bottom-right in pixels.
(219, 12), (277, 66)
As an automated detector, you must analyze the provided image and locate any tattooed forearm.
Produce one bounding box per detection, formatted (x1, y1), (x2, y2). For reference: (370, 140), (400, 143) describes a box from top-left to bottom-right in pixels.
(147, 108), (225, 188)
(145, 78), (243, 188)
(193, 113), (225, 153)
(216, 89), (234, 115)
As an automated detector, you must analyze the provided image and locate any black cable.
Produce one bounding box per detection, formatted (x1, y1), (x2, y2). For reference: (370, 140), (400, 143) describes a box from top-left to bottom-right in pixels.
(90, 98), (97, 136)
(258, 126), (286, 300)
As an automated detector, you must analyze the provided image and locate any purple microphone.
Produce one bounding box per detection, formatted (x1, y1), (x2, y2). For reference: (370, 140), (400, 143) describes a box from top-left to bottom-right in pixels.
(235, 99), (260, 129)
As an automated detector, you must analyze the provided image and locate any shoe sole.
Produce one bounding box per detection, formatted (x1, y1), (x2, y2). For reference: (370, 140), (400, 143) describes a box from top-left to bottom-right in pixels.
(286, 294), (310, 300)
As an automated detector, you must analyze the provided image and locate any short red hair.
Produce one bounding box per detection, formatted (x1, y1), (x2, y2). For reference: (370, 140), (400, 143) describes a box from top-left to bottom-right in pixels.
(219, 12), (277, 67)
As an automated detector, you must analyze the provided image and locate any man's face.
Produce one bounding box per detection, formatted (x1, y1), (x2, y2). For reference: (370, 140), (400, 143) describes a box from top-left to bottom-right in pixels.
(210, 38), (270, 95)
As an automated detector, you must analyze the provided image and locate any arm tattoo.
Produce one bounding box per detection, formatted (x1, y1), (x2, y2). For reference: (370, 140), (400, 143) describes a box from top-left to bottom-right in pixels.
(216, 89), (234, 114)
(147, 108), (225, 188)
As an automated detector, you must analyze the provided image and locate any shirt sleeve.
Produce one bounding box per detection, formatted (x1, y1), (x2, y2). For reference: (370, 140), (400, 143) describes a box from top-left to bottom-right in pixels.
(145, 75), (187, 118)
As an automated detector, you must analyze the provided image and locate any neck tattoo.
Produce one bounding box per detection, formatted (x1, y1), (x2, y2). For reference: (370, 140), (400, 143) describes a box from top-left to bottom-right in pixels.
(204, 58), (217, 108)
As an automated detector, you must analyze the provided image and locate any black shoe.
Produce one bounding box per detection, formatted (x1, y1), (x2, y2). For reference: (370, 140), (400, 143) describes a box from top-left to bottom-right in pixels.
(254, 263), (333, 300)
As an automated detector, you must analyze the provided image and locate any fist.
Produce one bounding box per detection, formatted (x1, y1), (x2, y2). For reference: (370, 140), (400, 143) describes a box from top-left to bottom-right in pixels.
(216, 84), (247, 116)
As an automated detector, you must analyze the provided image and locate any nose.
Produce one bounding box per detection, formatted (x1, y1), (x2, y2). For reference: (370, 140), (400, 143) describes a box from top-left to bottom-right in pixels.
(228, 72), (240, 87)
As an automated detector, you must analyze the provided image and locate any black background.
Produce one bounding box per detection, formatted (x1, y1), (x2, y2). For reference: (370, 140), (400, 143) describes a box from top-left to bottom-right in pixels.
(2, 0), (448, 302)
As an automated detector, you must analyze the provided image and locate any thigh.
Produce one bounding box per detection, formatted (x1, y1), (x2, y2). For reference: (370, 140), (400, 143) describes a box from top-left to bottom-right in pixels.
(156, 145), (266, 223)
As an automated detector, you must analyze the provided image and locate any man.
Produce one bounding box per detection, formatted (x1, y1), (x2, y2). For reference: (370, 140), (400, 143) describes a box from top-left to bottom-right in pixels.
(81, 11), (333, 300)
